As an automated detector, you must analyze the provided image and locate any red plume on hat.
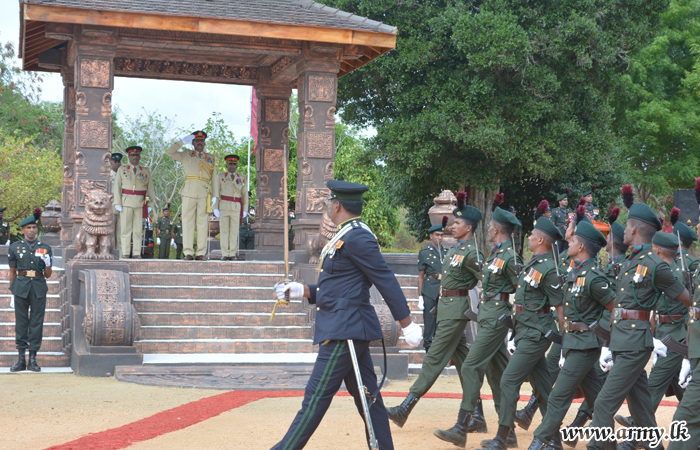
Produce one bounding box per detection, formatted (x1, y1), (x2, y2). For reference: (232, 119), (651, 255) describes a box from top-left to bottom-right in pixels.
(577, 197), (586, 207)
(442, 215), (449, 228)
(565, 187), (570, 193)
(608, 206), (620, 224)
(576, 204), (586, 224)
(534, 200), (549, 221)
(671, 207), (680, 225)
(622, 185), (634, 209)
(456, 191), (466, 210)
(591, 184), (597, 192)
(33, 207), (42, 222)
(492, 192), (504, 212)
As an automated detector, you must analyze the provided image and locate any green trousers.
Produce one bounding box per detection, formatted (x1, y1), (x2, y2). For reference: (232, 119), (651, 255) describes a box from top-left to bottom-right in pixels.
(14, 289), (46, 351)
(422, 294), (438, 351)
(158, 237), (171, 259)
(460, 318), (509, 413)
(586, 350), (660, 450)
(648, 350), (684, 410)
(540, 342), (594, 418)
(667, 358), (700, 450)
(498, 334), (552, 428)
(534, 348), (602, 442)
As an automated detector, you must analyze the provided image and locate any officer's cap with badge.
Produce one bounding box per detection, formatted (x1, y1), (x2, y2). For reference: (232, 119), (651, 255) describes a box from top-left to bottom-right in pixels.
(453, 191), (483, 224)
(192, 130), (207, 140)
(428, 223), (445, 234)
(19, 207), (42, 228)
(327, 180), (369, 201)
(628, 202), (662, 230)
(652, 231), (678, 250)
(574, 219), (607, 247)
(110, 153), (123, 162)
(225, 154), (240, 163)
(670, 207), (698, 243)
(534, 216), (563, 240)
(126, 146), (142, 154)
(492, 206), (520, 229)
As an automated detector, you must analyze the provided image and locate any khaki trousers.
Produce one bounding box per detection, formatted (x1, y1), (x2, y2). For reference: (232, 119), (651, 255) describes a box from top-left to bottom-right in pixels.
(182, 196), (208, 257)
(219, 210), (240, 257)
(120, 206), (143, 257)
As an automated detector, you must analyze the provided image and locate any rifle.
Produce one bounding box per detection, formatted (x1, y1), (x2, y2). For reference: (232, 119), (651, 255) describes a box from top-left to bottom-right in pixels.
(474, 232), (484, 271)
(661, 335), (688, 358)
(677, 231), (695, 295)
(464, 309), (478, 322)
(553, 241), (566, 287)
(589, 321), (611, 341)
(511, 235), (522, 276)
(498, 313), (514, 330)
(545, 329), (563, 345)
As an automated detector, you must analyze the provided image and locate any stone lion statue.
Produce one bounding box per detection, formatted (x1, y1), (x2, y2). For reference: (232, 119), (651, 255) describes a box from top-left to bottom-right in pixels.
(306, 210), (337, 264)
(74, 189), (116, 260)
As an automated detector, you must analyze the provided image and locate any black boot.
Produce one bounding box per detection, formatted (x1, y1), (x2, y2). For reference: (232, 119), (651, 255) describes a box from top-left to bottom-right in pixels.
(481, 429), (518, 449)
(614, 414), (635, 428)
(562, 410), (592, 447)
(482, 425), (511, 450)
(28, 350), (40, 372)
(514, 395), (539, 430)
(386, 393), (419, 428)
(10, 350), (26, 372)
(527, 437), (547, 450)
(434, 408), (471, 448)
(617, 440), (637, 450)
(546, 436), (564, 450)
(468, 398), (488, 433)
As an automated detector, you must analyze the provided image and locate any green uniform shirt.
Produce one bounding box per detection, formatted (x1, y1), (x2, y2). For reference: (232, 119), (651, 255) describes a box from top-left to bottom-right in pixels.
(478, 240), (521, 321)
(156, 216), (173, 239)
(675, 251), (700, 292)
(603, 254), (626, 292)
(654, 259), (690, 342)
(0, 218), (9, 243)
(8, 239), (52, 298)
(173, 221), (183, 244)
(418, 244), (445, 300)
(688, 283), (700, 358)
(562, 258), (614, 350)
(550, 206), (571, 237)
(610, 245), (686, 352)
(584, 203), (600, 221)
(438, 238), (483, 321)
(513, 251), (564, 338)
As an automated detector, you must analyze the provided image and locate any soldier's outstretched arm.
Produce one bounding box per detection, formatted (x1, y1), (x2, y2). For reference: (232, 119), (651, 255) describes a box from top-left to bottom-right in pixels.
(166, 135), (190, 162)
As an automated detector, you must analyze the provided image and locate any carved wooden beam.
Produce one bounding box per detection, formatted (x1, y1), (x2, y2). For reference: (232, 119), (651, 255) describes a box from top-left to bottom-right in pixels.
(113, 57), (259, 85)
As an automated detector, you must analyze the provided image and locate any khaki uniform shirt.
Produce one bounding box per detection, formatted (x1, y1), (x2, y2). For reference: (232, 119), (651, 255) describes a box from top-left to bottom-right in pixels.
(438, 239), (483, 321)
(166, 141), (218, 200)
(113, 164), (155, 209)
(217, 171), (248, 212)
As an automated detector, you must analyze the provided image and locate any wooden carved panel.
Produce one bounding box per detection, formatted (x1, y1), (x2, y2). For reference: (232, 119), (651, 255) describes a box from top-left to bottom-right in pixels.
(263, 198), (284, 219)
(264, 99), (288, 122)
(68, 87), (76, 110)
(306, 188), (331, 214)
(114, 58), (258, 81)
(308, 75), (336, 102)
(97, 271), (119, 303)
(263, 149), (284, 172)
(271, 56), (294, 78)
(306, 133), (333, 159)
(79, 120), (110, 149)
(80, 59), (110, 88)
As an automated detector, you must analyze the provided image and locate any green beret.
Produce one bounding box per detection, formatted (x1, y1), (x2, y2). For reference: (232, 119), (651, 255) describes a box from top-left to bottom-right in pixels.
(0, 207), (6, 213)
(674, 222), (698, 243)
(611, 221), (625, 244)
(428, 224), (444, 234)
(327, 180), (369, 201)
(579, 215), (592, 225)
(582, 190), (593, 197)
(110, 153), (123, 162)
(557, 193), (568, 202)
(534, 216), (563, 240)
(19, 216), (38, 227)
(575, 220), (607, 247)
(453, 205), (483, 223)
(492, 206), (520, 228)
(652, 231), (678, 250)
(628, 203), (662, 230)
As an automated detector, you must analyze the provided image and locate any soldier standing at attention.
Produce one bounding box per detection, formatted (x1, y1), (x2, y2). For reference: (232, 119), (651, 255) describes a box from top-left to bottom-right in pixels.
(155, 204), (173, 260)
(0, 207), (9, 245)
(166, 131), (219, 260)
(434, 206), (522, 449)
(417, 219), (446, 352)
(582, 186), (599, 220)
(113, 146), (155, 259)
(482, 217), (564, 450)
(214, 155), (248, 261)
(8, 210), (52, 372)
(271, 180), (422, 450)
(109, 152), (123, 246)
(586, 202), (689, 450)
(551, 189), (571, 251)
(173, 215), (183, 260)
(239, 209), (255, 250)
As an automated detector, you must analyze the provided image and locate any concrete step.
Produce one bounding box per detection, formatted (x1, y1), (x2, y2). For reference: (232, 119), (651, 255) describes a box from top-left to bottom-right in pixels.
(127, 260), (290, 274)
(139, 325), (313, 340)
(136, 338), (315, 354)
(130, 285), (295, 300)
(401, 349), (427, 365)
(142, 353), (318, 364)
(132, 298), (307, 313)
(0, 309), (60, 323)
(0, 336), (62, 352)
(394, 275), (419, 287)
(0, 322), (61, 337)
(137, 312), (310, 327)
(129, 272), (282, 287)
(0, 352), (70, 368)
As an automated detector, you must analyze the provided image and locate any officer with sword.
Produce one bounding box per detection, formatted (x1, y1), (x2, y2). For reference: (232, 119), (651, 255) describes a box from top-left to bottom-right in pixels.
(272, 179), (422, 450)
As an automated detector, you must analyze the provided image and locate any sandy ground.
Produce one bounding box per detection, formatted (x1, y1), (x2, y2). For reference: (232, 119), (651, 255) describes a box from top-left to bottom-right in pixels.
(0, 374), (679, 450)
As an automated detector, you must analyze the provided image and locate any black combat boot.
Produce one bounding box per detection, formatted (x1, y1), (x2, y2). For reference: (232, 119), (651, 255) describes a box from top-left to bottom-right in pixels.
(482, 425), (511, 450)
(434, 408), (471, 448)
(527, 437), (547, 450)
(28, 350), (40, 372)
(468, 398), (488, 433)
(10, 349), (26, 372)
(562, 410), (592, 447)
(514, 395), (539, 430)
(386, 393), (419, 428)
(614, 415), (635, 428)
(546, 436), (564, 450)
(617, 440), (637, 450)
(481, 429), (518, 448)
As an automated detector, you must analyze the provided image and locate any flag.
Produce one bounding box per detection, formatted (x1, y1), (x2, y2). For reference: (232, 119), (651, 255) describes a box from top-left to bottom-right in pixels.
(250, 87), (258, 154)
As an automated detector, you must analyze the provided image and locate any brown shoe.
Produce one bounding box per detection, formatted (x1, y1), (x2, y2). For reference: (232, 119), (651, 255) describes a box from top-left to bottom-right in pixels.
(184, 255), (194, 260)
(195, 255), (206, 261)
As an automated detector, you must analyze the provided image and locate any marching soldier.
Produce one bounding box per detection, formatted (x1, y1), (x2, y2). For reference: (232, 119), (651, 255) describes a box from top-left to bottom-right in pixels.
(582, 186), (599, 220)
(113, 146), (155, 259)
(214, 155), (248, 261)
(8, 211), (52, 372)
(0, 207), (9, 245)
(672, 207), (700, 274)
(434, 206), (521, 448)
(417, 221), (446, 351)
(551, 189), (571, 251)
(173, 215), (183, 259)
(272, 180), (422, 450)
(528, 220), (613, 450)
(155, 204), (173, 259)
(109, 152), (123, 245)
(166, 131), (219, 260)
(239, 213), (255, 250)
(482, 217), (564, 450)
(586, 202), (689, 450)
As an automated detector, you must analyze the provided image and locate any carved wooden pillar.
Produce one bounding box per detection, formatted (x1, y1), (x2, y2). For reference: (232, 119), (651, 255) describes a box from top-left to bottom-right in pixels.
(252, 81), (293, 255)
(294, 48), (341, 259)
(60, 52), (77, 246)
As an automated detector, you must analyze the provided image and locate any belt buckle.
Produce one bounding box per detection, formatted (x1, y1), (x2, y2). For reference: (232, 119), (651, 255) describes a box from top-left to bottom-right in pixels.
(563, 321), (570, 333)
(613, 308), (621, 321)
(691, 308), (696, 321)
(26, 270), (36, 277)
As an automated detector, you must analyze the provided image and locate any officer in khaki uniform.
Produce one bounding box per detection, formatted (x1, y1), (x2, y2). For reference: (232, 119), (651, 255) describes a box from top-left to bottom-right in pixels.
(8, 212), (52, 372)
(109, 153), (123, 246)
(587, 203), (689, 450)
(434, 206), (521, 448)
(529, 220), (614, 450)
(155, 204), (173, 259)
(0, 207), (10, 245)
(213, 154), (248, 261)
(113, 146), (155, 258)
(166, 131), (218, 260)
(173, 215), (183, 259)
(417, 222), (446, 351)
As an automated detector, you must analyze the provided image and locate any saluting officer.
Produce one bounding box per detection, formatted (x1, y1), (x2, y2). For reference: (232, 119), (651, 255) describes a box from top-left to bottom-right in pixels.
(109, 152), (123, 245)
(155, 204), (173, 259)
(586, 203), (689, 450)
(113, 146), (155, 258)
(8, 211), (52, 372)
(272, 180), (422, 450)
(173, 215), (183, 259)
(417, 221), (446, 351)
(214, 154), (248, 261)
(551, 189), (571, 251)
(434, 206), (521, 448)
(0, 207), (10, 245)
(166, 131), (219, 260)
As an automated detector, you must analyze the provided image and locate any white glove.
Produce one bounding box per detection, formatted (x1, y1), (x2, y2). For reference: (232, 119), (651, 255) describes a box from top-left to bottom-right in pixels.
(417, 295), (424, 311)
(652, 338), (667, 358)
(39, 253), (51, 267)
(559, 350), (566, 369)
(275, 281), (304, 300)
(599, 347), (614, 372)
(402, 322), (423, 348)
(212, 197), (217, 206)
(171, 240), (176, 248)
(243, 211), (248, 218)
(507, 339), (516, 356)
(157, 238), (161, 245)
(148, 207), (152, 213)
(115, 205), (123, 212)
(4, 240), (8, 245)
(213, 209), (221, 219)
(679, 358), (692, 388)
(10, 295), (14, 308)
(181, 133), (194, 145)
